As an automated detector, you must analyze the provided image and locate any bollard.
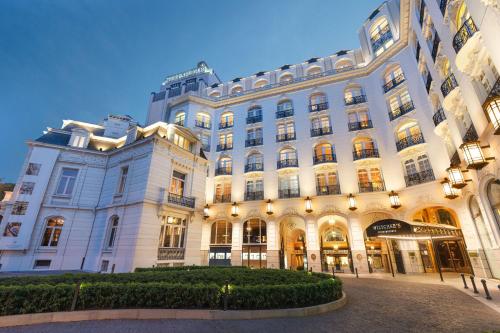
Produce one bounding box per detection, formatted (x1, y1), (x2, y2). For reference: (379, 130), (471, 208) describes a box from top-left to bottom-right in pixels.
(355, 268), (359, 278)
(332, 267), (335, 279)
(460, 273), (469, 289)
(223, 280), (229, 311)
(470, 276), (479, 294)
(70, 282), (81, 311)
(480, 279), (492, 300)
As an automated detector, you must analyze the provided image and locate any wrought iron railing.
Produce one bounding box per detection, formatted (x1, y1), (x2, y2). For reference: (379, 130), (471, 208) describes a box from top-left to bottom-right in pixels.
(313, 154), (337, 165)
(310, 126), (333, 137)
(158, 248), (185, 260)
(396, 133), (425, 152)
(216, 143), (233, 151)
(244, 191), (264, 201)
(276, 109), (294, 119)
(214, 194), (232, 203)
(219, 121), (233, 129)
(277, 159), (299, 169)
(389, 101), (415, 121)
(344, 95), (367, 106)
(463, 124), (479, 142)
(167, 193), (195, 209)
(383, 73), (405, 93)
(309, 102), (329, 112)
(278, 189), (301, 199)
(316, 184), (341, 196)
(215, 167), (232, 176)
(348, 120), (373, 131)
(195, 120), (211, 129)
(371, 28), (393, 53)
(433, 108), (446, 126)
(441, 73), (458, 97)
(244, 163), (264, 173)
(359, 182), (385, 193)
(276, 132), (296, 142)
(404, 169), (435, 187)
(453, 17), (478, 53)
(353, 148), (380, 160)
(246, 115), (263, 124)
(245, 137), (263, 147)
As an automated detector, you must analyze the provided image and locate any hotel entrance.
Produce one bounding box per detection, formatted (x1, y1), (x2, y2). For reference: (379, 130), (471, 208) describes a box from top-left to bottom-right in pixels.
(242, 218), (267, 268)
(279, 216), (307, 271)
(320, 222), (353, 273)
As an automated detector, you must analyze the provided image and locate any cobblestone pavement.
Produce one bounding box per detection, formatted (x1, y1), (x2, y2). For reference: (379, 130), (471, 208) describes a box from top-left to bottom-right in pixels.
(1, 277), (499, 333)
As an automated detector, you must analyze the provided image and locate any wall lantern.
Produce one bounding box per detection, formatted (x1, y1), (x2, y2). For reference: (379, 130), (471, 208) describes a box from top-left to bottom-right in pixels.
(446, 166), (469, 189)
(305, 196), (313, 213)
(231, 202), (239, 217)
(348, 194), (357, 211)
(441, 178), (459, 199)
(460, 141), (491, 170)
(388, 191), (401, 209)
(484, 97), (500, 135)
(203, 204), (210, 219)
(266, 199), (274, 215)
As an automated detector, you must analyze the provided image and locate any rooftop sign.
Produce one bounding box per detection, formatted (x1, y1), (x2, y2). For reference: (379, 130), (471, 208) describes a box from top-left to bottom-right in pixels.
(163, 61), (213, 85)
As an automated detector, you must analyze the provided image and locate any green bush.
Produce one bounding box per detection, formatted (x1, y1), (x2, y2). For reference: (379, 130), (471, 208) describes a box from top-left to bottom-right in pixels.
(0, 284), (74, 315)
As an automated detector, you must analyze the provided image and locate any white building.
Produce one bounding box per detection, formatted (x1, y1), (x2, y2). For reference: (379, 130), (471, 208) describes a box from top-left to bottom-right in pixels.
(1, 0), (499, 277)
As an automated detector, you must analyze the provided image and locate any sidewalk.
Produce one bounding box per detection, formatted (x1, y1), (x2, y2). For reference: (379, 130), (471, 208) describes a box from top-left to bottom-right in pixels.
(334, 271), (500, 313)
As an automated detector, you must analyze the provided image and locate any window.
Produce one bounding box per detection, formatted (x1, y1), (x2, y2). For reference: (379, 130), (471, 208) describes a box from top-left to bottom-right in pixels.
(196, 113), (211, 128)
(277, 100), (293, 112)
(3, 222), (21, 237)
(247, 128), (263, 140)
(106, 216), (119, 249)
(311, 115), (330, 129)
(40, 217), (64, 247)
(185, 78), (198, 92)
(278, 174), (300, 198)
(396, 123), (421, 141)
(173, 133), (191, 150)
(20, 182), (35, 195)
(170, 170), (186, 196)
(33, 260), (51, 269)
(100, 260), (109, 273)
(353, 138), (376, 153)
(245, 179), (264, 200)
(219, 133), (233, 147)
(279, 74), (294, 84)
(357, 168), (385, 192)
(220, 112), (234, 127)
(210, 221), (232, 244)
(116, 166), (128, 194)
(324, 227), (345, 242)
(247, 106), (262, 120)
(310, 93), (327, 106)
(314, 143), (334, 158)
(242, 219), (267, 244)
(26, 163), (41, 176)
(254, 80), (268, 88)
(214, 182), (232, 203)
(230, 85), (243, 95)
(55, 168), (78, 196)
(71, 135), (86, 148)
(174, 112), (185, 126)
(277, 122), (295, 135)
(159, 216), (187, 248)
(384, 66), (404, 84)
(389, 90), (413, 115)
(306, 66), (321, 76)
(200, 133), (211, 151)
(168, 82), (182, 97)
(11, 201), (28, 215)
(279, 147), (297, 161)
(370, 17), (393, 55)
(316, 171), (339, 195)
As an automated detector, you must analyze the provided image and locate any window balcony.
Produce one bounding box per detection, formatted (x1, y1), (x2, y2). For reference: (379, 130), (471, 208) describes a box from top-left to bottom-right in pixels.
(276, 109), (294, 119)
(214, 194), (232, 203)
(389, 101), (415, 121)
(310, 126), (333, 137)
(195, 120), (211, 129)
(216, 143), (233, 151)
(404, 169), (435, 187)
(278, 189), (301, 199)
(245, 137), (263, 147)
(215, 167), (232, 176)
(371, 26), (393, 53)
(441, 74), (458, 98)
(433, 108), (446, 127)
(185, 83), (199, 93)
(348, 120), (373, 131)
(244, 163), (264, 173)
(276, 132), (296, 142)
(383, 74), (405, 93)
(316, 184), (341, 196)
(277, 159), (298, 169)
(246, 115), (263, 124)
(453, 17), (478, 53)
(313, 154), (337, 165)
(359, 182), (385, 193)
(396, 133), (425, 152)
(244, 191), (264, 201)
(168, 89), (182, 98)
(158, 248), (185, 261)
(309, 102), (329, 112)
(167, 193), (195, 209)
(353, 148), (380, 161)
(344, 95), (367, 106)
(219, 121), (233, 129)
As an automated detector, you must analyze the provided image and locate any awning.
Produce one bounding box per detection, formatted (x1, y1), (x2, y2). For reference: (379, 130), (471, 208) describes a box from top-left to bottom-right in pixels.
(366, 219), (461, 239)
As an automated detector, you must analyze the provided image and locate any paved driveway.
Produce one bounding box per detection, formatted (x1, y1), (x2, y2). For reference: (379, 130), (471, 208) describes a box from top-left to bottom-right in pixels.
(1, 277), (499, 333)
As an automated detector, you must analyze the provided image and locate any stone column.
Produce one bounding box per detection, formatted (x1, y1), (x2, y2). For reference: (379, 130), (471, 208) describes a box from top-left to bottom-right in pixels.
(231, 219), (242, 266)
(266, 218), (280, 269)
(348, 215), (369, 273)
(306, 215), (321, 272)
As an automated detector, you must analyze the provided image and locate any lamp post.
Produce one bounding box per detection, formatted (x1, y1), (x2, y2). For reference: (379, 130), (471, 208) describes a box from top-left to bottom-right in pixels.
(348, 194), (357, 211)
(388, 191), (401, 209)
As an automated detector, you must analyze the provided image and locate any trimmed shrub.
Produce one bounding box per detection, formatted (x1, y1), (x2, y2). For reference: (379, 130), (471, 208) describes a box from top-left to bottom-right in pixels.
(0, 284), (74, 315)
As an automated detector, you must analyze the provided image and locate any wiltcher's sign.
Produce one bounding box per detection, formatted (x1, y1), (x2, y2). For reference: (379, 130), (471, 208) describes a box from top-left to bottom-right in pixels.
(163, 61), (213, 84)
(366, 219), (414, 238)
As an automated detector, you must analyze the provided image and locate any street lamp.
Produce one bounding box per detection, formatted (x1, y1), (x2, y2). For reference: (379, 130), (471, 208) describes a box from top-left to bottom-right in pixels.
(441, 178), (459, 199)
(348, 194), (357, 211)
(388, 191), (401, 209)
(460, 141), (489, 170)
(305, 196), (313, 213)
(446, 166), (468, 189)
(203, 204), (209, 219)
(231, 202), (239, 217)
(266, 199), (274, 215)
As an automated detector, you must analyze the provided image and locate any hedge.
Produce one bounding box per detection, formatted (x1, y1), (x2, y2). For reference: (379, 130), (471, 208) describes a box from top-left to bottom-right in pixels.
(0, 284), (74, 315)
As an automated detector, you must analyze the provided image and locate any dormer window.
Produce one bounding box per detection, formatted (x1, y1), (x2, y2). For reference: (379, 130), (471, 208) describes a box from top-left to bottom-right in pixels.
(173, 133), (191, 151)
(69, 129), (88, 148)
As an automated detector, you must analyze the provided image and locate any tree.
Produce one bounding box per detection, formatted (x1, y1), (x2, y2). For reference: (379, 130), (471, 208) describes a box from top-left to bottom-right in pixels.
(0, 179), (15, 201)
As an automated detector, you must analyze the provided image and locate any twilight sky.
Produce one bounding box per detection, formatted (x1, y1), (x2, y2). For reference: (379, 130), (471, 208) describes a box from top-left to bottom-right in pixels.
(0, 0), (379, 181)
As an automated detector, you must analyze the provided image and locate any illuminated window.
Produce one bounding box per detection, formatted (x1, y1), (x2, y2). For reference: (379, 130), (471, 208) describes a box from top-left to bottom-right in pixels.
(41, 217), (64, 247)
(159, 216), (187, 248)
(55, 168), (78, 196)
(210, 221), (232, 244)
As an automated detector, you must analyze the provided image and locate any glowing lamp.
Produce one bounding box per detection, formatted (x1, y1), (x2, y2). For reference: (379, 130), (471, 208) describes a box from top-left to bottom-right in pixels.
(441, 178), (459, 199)
(460, 141), (488, 170)
(484, 97), (500, 135)
(348, 194), (357, 211)
(446, 166), (467, 189)
(266, 199), (274, 215)
(231, 202), (239, 217)
(203, 204), (209, 219)
(305, 196), (313, 213)
(388, 191), (401, 209)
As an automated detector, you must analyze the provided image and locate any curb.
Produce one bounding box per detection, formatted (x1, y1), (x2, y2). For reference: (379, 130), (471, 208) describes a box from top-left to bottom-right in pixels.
(0, 292), (346, 327)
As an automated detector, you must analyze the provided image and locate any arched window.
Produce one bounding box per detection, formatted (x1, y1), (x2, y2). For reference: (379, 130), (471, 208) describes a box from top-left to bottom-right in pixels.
(174, 112), (185, 126)
(247, 106), (262, 121)
(384, 64), (405, 84)
(230, 85), (243, 95)
(306, 66), (321, 76)
(370, 17), (393, 56)
(395, 122), (422, 141)
(195, 113), (211, 129)
(279, 147), (297, 161)
(106, 215), (119, 249)
(220, 112), (234, 128)
(357, 167), (384, 192)
(310, 93), (327, 106)
(41, 217), (64, 247)
(487, 181), (500, 228)
(344, 85), (365, 105)
(218, 156), (232, 170)
(314, 143), (334, 159)
(242, 219), (267, 244)
(277, 99), (293, 112)
(324, 227), (346, 242)
(335, 59), (354, 72)
(353, 137), (376, 154)
(159, 216), (187, 248)
(279, 73), (294, 84)
(246, 152), (263, 167)
(254, 80), (268, 89)
(211, 221), (232, 244)
(209, 91), (221, 98)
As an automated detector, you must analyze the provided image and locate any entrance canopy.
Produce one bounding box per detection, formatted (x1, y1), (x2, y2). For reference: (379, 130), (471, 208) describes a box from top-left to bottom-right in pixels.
(366, 219), (461, 239)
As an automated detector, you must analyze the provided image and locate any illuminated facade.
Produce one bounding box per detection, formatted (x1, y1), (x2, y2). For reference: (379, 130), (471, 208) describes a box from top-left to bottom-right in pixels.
(0, 0), (499, 277)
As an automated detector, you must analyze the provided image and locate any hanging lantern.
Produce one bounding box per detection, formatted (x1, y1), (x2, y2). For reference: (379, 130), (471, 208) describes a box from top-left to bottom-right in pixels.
(348, 194), (357, 211)
(231, 202), (239, 217)
(441, 178), (459, 199)
(446, 166), (467, 189)
(484, 97), (500, 135)
(305, 196), (313, 213)
(460, 141), (489, 170)
(203, 204), (210, 219)
(266, 199), (274, 215)
(388, 191), (401, 209)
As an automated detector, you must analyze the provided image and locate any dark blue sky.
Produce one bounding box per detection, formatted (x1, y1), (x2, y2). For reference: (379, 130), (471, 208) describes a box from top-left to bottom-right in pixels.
(0, 0), (378, 181)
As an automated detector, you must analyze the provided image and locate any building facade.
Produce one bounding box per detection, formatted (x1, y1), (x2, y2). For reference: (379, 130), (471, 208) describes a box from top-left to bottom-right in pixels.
(0, 0), (499, 277)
